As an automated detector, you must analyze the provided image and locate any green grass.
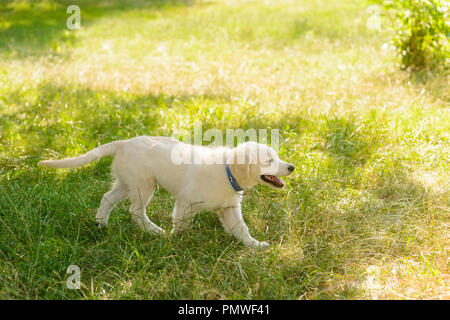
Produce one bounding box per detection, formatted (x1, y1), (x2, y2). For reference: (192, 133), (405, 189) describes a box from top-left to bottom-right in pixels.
(0, 0), (448, 299)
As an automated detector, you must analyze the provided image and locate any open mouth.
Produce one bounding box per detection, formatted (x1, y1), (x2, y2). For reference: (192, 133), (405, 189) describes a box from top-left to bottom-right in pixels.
(261, 175), (285, 188)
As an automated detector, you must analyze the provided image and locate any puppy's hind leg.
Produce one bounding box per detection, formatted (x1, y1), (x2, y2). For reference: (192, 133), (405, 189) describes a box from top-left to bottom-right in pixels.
(170, 201), (195, 235)
(128, 183), (164, 235)
(96, 181), (128, 228)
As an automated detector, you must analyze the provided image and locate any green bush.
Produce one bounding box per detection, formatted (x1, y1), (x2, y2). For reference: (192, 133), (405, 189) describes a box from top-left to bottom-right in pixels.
(379, 0), (449, 72)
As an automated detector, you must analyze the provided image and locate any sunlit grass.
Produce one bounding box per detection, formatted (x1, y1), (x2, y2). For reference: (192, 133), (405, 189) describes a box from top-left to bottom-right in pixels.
(0, 0), (448, 299)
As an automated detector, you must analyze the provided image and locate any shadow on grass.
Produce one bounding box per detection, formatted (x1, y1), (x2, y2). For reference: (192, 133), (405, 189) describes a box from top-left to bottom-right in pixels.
(275, 111), (445, 298)
(0, 83), (445, 298)
(0, 144), (437, 299)
(0, 0), (195, 58)
(319, 116), (376, 166)
(0, 81), (236, 168)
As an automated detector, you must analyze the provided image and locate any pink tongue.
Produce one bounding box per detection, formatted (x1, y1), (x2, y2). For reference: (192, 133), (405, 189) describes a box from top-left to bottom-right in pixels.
(268, 175), (285, 186)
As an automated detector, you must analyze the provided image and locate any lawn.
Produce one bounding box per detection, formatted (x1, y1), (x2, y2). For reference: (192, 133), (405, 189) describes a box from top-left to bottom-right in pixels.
(0, 0), (448, 299)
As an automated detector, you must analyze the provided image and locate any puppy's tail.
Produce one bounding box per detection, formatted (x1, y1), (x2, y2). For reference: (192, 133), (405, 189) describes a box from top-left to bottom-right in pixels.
(39, 141), (121, 169)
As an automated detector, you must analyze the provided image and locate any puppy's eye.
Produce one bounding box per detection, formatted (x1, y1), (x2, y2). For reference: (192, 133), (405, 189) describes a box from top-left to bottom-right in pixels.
(266, 159), (273, 164)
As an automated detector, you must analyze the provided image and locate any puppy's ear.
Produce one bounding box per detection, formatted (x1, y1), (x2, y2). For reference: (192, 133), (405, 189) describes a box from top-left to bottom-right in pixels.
(228, 147), (248, 183)
(228, 146), (257, 187)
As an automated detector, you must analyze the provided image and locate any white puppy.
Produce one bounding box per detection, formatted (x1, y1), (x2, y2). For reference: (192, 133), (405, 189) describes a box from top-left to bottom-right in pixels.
(39, 137), (294, 248)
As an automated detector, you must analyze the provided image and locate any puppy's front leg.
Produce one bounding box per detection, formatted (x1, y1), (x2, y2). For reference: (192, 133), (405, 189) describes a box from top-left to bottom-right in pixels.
(171, 201), (195, 235)
(218, 207), (269, 249)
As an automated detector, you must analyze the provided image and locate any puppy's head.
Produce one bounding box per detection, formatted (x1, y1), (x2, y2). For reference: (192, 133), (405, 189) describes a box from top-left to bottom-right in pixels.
(228, 142), (294, 190)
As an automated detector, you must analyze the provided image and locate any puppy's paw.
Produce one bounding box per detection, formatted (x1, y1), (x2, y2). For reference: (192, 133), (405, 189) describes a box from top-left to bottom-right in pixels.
(151, 226), (166, 235)
(169, 227), (186, 236)
(257, 241), (270, 249)
(96, 219), (108, 229)
(248, 240), (270, 249)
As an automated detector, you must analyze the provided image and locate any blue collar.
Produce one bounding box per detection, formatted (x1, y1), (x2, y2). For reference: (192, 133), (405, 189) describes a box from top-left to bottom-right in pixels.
(225, 164), (243, 192)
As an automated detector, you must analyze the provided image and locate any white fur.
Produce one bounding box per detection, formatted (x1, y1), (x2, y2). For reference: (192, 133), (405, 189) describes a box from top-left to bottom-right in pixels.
(39, 136), (294, 248)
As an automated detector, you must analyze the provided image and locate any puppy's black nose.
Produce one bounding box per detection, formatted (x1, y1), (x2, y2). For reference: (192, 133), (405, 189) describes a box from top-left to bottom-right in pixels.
(287, 164), (295, 172)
